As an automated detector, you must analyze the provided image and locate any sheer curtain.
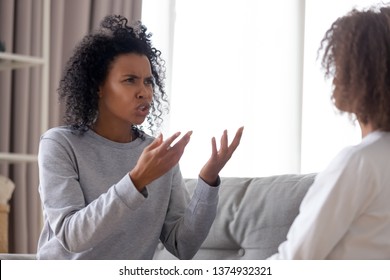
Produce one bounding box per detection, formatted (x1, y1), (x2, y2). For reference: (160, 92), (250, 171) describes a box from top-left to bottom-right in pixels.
(301, 0), (378, 173)
(142, 0), (378, 178)
(0, 0), (142, 254)
(143, 0), (305, 178)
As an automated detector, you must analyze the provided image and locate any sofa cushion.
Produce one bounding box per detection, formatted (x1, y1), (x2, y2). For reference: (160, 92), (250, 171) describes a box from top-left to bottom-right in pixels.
(153, 173), (316, 259)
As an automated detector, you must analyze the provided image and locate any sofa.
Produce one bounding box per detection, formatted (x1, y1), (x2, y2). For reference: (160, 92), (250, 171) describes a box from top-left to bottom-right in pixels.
(0, 173), (315, 260)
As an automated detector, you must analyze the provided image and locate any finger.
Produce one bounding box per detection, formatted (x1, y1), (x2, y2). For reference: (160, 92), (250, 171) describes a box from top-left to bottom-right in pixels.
(164, 131), (192, 166)
(160, 132), (181, 150)
(228, 126), (244, 152)
(220, 130), (228, 153)
(211, 137), (217, 157)
(170, 131), (192, 152)
(145, 134), (163, 151)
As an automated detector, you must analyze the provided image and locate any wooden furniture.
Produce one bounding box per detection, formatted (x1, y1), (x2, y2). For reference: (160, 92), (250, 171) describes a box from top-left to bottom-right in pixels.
(0, 176), (15, 253)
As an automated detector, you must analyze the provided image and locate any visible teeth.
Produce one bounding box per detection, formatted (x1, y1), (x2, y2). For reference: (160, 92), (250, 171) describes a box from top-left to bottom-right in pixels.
(138, 104), (150, 112)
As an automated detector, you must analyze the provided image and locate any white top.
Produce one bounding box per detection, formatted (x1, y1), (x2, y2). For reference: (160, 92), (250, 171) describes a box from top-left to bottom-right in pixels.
(268, 130), (390, 259)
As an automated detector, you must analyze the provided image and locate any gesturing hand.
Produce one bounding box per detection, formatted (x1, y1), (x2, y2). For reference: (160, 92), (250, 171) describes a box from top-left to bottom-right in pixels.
(199, 126), (244, 186)
(129, 131), (192, 191)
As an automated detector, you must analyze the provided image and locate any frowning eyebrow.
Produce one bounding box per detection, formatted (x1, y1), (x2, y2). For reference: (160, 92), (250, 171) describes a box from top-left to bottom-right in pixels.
(122, 74), (154, 81)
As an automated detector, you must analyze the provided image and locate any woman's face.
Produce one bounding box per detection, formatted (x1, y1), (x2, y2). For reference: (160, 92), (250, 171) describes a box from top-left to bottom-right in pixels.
(97, 53), (154, 127)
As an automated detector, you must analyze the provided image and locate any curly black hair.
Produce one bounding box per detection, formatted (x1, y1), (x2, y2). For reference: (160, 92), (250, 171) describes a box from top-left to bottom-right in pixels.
(58, 15), (169, 136)
(319, 5), (390, 131)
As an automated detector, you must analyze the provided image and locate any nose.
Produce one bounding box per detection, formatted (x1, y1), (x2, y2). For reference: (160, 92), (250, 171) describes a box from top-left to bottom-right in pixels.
(136, 85), (153, 101)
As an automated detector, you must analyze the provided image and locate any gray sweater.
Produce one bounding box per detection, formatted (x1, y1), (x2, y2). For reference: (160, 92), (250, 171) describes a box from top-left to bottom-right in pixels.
(37, 126), (219, 259)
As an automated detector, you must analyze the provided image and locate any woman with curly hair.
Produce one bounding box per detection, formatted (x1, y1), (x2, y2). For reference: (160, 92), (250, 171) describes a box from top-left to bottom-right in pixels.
(37, 15), (243, 259)
(269, 4), (390, 259)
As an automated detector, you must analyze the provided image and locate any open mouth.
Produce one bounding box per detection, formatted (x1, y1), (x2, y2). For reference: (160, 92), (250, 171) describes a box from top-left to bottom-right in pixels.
(137, 103), (151, 114)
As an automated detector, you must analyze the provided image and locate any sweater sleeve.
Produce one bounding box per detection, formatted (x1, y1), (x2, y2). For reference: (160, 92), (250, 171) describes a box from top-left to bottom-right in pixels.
(160, 167), (220, 259)
(38, 137), (147, 253)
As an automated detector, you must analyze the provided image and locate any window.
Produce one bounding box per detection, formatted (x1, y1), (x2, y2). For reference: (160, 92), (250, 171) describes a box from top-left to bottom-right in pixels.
(301, 0), (377, 173)
(142, 0), (376, 178)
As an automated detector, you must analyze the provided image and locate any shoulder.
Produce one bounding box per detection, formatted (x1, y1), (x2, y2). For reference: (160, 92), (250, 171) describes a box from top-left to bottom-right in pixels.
(316, 131), (390, 191)
(358, 131), (390, 156)
(41, 126), (76, 140)
(344, 131), (390, 168)
(39, 126), (85, 151)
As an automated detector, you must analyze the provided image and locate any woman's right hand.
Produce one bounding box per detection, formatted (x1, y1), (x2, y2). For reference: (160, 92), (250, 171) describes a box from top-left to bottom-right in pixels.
(129, 131), (192, 191)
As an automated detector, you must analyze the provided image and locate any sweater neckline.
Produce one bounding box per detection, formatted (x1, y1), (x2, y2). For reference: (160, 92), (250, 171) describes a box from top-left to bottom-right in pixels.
(85, 128), (145, 149)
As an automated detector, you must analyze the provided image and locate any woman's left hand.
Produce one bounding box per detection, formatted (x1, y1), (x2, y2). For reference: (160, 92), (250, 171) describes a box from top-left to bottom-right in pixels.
(199, 126), (244, 186)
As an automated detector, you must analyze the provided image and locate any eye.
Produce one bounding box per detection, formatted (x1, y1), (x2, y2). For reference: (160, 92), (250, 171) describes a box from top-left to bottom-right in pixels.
(125, 77), (136, 83)
(144, 78), (155, 87)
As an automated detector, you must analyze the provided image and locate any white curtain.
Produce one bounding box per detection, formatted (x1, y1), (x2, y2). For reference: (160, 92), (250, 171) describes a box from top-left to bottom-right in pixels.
(142, 0), (380, 179)
(301, 0), (377, 173)
(143, 0), (305, 178)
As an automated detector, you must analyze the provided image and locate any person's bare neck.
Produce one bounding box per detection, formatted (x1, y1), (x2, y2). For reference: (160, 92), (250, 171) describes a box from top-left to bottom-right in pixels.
(359, 121), (374, 138)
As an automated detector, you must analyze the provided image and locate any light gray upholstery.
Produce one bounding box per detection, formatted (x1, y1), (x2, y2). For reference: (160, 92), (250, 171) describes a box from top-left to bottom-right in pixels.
(0, 173), (315, 260)
(154, 173), (315, 259)
(0, 253), (36, 260)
